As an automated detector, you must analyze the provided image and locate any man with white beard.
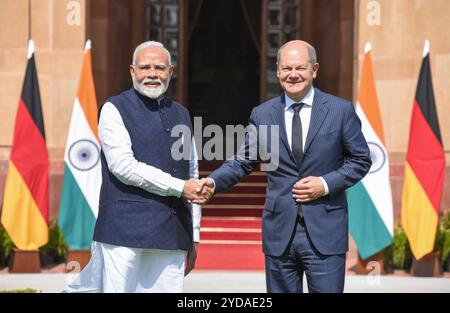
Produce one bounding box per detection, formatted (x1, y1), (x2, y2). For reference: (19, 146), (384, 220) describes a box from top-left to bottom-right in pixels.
(63, 41), (210, 293)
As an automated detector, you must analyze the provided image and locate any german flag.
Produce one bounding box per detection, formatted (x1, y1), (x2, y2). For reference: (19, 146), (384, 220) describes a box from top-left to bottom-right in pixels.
(1, 40), (49, 250)
(401, 41), (446, 260)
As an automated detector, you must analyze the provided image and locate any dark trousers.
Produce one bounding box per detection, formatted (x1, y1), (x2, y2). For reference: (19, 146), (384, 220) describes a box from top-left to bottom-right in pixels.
(265, 218), (346, 293)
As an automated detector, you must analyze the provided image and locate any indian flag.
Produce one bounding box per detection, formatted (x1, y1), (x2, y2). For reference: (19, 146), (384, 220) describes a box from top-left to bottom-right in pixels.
(347, 42), (393, 259)
(58, 40), (101, 249)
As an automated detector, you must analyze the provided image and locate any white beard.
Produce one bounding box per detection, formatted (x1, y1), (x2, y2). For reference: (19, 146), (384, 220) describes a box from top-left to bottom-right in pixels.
(133, 76), (170, 99)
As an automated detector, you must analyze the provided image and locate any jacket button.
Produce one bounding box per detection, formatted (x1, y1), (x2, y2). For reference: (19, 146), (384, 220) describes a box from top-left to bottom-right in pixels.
(173, 168), (177, 173)
(172, 210), (177, 215)
(166, 128), (170, 132)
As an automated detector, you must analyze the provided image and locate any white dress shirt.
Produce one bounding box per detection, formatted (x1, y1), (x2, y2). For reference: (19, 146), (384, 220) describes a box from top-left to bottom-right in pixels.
(98, 101), (201, 242)
(284, 87), (329, 194)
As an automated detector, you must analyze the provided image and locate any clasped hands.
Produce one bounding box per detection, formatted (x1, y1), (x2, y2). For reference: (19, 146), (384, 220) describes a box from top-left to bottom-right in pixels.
(292, 176), (325, 203)
(182, 178), (215, 205)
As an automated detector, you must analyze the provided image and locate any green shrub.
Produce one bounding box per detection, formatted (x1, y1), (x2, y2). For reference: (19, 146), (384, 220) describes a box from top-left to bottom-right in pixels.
(0, 224), (14, 266)
(440, 229), (450, 265)
(392, 224), (413, 270)
(1, 220), (69, 267)
(370, 212), (450, 273)
(437, 211), (450, 271)
(0, 288), (38, 293)
(388, 212), (450, 272)
(443, 210), (450, 229)
(381, 244), (394, 273)
(435, 223), (444, 261)
(39, 220), (68, 265)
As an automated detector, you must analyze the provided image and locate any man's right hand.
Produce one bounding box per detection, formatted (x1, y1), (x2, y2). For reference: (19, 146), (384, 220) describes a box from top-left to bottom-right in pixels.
(182, 178), (214, 203)
(191, 178), (215, 205)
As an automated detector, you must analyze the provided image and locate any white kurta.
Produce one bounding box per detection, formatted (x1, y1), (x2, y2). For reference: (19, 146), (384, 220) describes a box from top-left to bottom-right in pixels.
(64, 241), (187, 293)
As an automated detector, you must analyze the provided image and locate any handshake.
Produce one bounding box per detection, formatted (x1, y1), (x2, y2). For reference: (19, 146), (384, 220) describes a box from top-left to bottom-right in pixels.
(181, 178), (215, 205)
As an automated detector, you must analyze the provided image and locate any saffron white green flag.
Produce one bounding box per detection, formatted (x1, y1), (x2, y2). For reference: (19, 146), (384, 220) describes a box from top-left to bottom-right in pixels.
(58, 40), (101, 249)
(347, 43), (393, 259)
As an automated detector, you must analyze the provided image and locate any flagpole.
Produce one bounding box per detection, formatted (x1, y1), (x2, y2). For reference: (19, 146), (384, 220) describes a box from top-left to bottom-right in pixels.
(28, 0), (31, 40)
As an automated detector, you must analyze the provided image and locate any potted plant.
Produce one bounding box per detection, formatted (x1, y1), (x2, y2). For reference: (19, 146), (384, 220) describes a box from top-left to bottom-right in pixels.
(408, 213), (447, 277)
(442, 229), (450, 272)
(0, 224), (14, 268)
(392, 224), (413, 272)
(39, 220), (68, 267)
(381, 244), (394, 274)
(438, 211), (450, 272)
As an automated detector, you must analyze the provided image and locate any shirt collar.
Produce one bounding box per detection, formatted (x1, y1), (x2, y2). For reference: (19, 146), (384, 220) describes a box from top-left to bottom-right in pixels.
(134, 88), (165, 107)
(157, 96), (165, 107)
(284, 87), (315, 111)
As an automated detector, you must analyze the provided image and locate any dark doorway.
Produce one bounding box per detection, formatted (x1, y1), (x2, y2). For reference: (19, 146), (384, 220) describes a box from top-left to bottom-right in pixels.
(87, 0), (355, 118)
(188, 0), (261, 128)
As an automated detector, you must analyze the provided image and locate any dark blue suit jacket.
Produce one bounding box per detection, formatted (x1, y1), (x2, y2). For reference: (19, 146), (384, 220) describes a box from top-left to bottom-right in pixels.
(209, 88), (371, 256)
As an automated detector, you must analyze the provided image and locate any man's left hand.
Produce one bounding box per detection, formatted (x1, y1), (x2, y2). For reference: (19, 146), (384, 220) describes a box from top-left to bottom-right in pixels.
(185, 242), (198, 276)
(292, 176), (325, 203)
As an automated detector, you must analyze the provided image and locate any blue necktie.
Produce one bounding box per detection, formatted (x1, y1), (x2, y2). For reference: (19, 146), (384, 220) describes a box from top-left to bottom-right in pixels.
(291, 103), (304, 166)
(292, 102), (304, 219)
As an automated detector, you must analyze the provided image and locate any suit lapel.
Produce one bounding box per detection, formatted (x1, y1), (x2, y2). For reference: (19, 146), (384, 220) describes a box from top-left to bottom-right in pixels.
(304, 88), (329, 153)
(270, 94), (295, 162)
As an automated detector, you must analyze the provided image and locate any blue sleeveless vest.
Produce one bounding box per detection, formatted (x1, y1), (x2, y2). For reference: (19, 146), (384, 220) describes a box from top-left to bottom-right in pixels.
(93, 88), (193, 250)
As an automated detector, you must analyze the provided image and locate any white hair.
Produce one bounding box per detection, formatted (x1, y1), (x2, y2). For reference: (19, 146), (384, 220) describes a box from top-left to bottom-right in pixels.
(132, 41), (172, 65)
